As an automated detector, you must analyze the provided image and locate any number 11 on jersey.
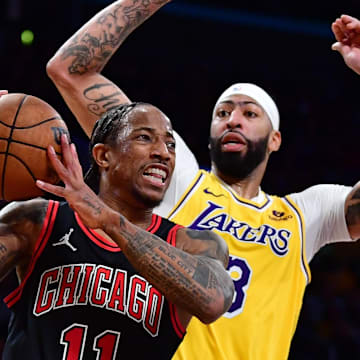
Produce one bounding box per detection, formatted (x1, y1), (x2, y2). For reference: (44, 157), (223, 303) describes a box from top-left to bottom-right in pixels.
(60, 323), (121, 360)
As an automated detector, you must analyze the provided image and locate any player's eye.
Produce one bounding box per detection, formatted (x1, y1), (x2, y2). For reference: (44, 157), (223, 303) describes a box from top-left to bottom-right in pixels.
(244, 110), (258, 118)
(137, 134), (151, 141)
(218, 110), (230, 118)
(167, 141), (176, 151)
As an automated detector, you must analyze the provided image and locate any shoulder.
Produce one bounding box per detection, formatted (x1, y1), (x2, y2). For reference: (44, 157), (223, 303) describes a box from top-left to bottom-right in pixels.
(0, 198), (51, 271)
(0, 197), (50, 233)
(176, 227), (229, 267)
(288, 184), (351, 211)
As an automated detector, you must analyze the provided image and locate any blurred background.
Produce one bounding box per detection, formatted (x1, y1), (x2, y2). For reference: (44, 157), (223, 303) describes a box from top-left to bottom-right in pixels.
(1, 0), (360, 358)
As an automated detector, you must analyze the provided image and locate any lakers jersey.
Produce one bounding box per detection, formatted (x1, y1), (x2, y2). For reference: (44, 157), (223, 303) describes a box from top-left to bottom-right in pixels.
(169, 170), (311, 360)
(3, 201), (185, 360)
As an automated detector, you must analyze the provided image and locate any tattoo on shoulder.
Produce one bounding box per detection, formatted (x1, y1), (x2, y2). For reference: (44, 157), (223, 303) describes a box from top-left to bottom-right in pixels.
(19, 201), (48, 225)
(0, 200), (48, 229)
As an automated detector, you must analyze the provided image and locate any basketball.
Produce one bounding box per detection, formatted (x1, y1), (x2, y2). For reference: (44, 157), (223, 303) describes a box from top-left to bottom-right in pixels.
(0, 93), (69, 201)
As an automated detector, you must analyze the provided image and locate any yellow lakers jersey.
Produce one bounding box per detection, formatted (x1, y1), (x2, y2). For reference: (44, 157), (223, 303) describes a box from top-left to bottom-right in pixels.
(170, 170), (311, 360)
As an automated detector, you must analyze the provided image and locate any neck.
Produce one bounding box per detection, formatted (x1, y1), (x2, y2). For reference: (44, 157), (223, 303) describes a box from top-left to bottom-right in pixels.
(211, 160), (267, 200)
(98, 191), (154, 230)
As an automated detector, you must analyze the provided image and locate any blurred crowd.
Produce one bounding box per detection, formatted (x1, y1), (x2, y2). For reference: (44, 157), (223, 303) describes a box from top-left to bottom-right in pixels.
(1, 1), (360, 359)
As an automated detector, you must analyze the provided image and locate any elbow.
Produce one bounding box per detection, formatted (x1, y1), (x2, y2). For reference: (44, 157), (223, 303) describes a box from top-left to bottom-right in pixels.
(46, 56), (73, 90)
(198, 306), (223, 325)
(197, 301), (227, 325)
(198, 281), (235, 325)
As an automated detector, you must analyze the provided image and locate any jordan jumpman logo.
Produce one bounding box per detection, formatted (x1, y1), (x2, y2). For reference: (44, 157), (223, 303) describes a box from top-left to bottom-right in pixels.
(52, 228), (77, 251)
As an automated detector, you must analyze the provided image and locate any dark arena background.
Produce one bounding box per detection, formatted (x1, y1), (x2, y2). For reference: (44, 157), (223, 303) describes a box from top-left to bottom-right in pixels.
(1, 0), (360, 358)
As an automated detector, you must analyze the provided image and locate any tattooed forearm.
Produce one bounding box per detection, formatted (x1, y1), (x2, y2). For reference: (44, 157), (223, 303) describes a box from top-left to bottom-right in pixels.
(83, 83), (124, 116)
(128, 233), (216, 309)
(108, 215), (233, 321)
(184, 228), (229, 267)
(61, 0), (169, 75)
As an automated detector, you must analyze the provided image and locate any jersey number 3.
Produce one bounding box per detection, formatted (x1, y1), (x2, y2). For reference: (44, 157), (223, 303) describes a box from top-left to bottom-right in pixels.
(224, 255), (252, 318)
(60, 323), (120, 360)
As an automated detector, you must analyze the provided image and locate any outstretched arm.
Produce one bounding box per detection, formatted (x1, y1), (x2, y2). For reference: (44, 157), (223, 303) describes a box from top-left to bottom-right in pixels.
(331, 15), (360, 238)
(332, 14), (360, 75)
(37, 135), (234, 325)
(47, 0), (170, 137)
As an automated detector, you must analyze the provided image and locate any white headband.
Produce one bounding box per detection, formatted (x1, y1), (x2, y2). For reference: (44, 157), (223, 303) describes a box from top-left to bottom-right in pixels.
(213, 83), (280, 131)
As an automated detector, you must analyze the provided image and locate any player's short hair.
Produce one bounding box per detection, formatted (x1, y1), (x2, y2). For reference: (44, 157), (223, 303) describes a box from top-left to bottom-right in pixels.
(84, 102), (147, 191)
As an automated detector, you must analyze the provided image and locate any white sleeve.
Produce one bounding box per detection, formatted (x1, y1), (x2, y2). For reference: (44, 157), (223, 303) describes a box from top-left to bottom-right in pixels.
(153, 130), (199, 217)
(289, 184), (353, 263)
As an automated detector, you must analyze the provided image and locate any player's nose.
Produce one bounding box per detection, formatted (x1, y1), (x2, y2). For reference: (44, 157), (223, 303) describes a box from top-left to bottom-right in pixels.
(150, 139), (171, 160)
(226, 108), (244, 129)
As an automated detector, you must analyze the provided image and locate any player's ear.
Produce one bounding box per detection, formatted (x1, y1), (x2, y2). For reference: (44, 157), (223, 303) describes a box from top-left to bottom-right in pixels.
(268, 130), (281, 153)
(92, 143), (111, 169)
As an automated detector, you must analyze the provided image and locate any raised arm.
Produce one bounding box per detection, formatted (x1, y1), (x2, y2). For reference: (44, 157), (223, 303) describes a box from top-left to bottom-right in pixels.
(0, 199), (48, 281)
(332, 14), (360, 75)
(37, 135), (234, 325)
(331, 15), (360, 238)
(47, 0), (170, 137)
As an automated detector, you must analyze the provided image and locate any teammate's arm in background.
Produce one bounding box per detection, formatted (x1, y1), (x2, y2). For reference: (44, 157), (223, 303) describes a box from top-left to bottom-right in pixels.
(331, 15), (360, 238)
(0, 199), (48, 281)
(47, 0), (170, 137)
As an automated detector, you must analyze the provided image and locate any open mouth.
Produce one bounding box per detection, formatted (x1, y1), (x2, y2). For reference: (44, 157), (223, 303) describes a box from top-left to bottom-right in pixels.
(143, 167), (167, 185)
(221, 132), (247, 151)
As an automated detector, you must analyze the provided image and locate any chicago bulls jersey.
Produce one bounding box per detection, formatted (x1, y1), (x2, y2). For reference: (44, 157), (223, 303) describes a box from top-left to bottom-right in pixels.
(3, 200), (185, 360)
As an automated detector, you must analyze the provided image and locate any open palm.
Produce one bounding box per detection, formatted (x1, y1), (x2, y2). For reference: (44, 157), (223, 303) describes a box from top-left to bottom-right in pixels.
(332, 15), (360, 75)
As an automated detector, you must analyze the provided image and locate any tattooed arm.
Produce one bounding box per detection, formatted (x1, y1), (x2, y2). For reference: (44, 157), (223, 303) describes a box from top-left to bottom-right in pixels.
(103, 216), (233, 325)
(37, 136), (234, 325)
(47, 0), (170, 137)
(0, 199), (48, 281)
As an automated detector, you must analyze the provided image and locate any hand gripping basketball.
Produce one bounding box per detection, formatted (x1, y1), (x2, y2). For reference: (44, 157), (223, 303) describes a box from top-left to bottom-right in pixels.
(36, 134), (108, 230)
(0, 93), (69, 200)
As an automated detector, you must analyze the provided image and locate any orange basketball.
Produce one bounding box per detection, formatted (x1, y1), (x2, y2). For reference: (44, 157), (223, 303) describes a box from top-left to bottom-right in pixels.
(0, 93), (69, 201)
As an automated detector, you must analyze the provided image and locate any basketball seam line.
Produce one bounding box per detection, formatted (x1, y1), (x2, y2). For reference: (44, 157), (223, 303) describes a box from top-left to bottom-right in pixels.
(0, 139), (61, 155)
(2, 95), (28, 199)
(0, 153), (38, 182)
(0, 116), (62, 129)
